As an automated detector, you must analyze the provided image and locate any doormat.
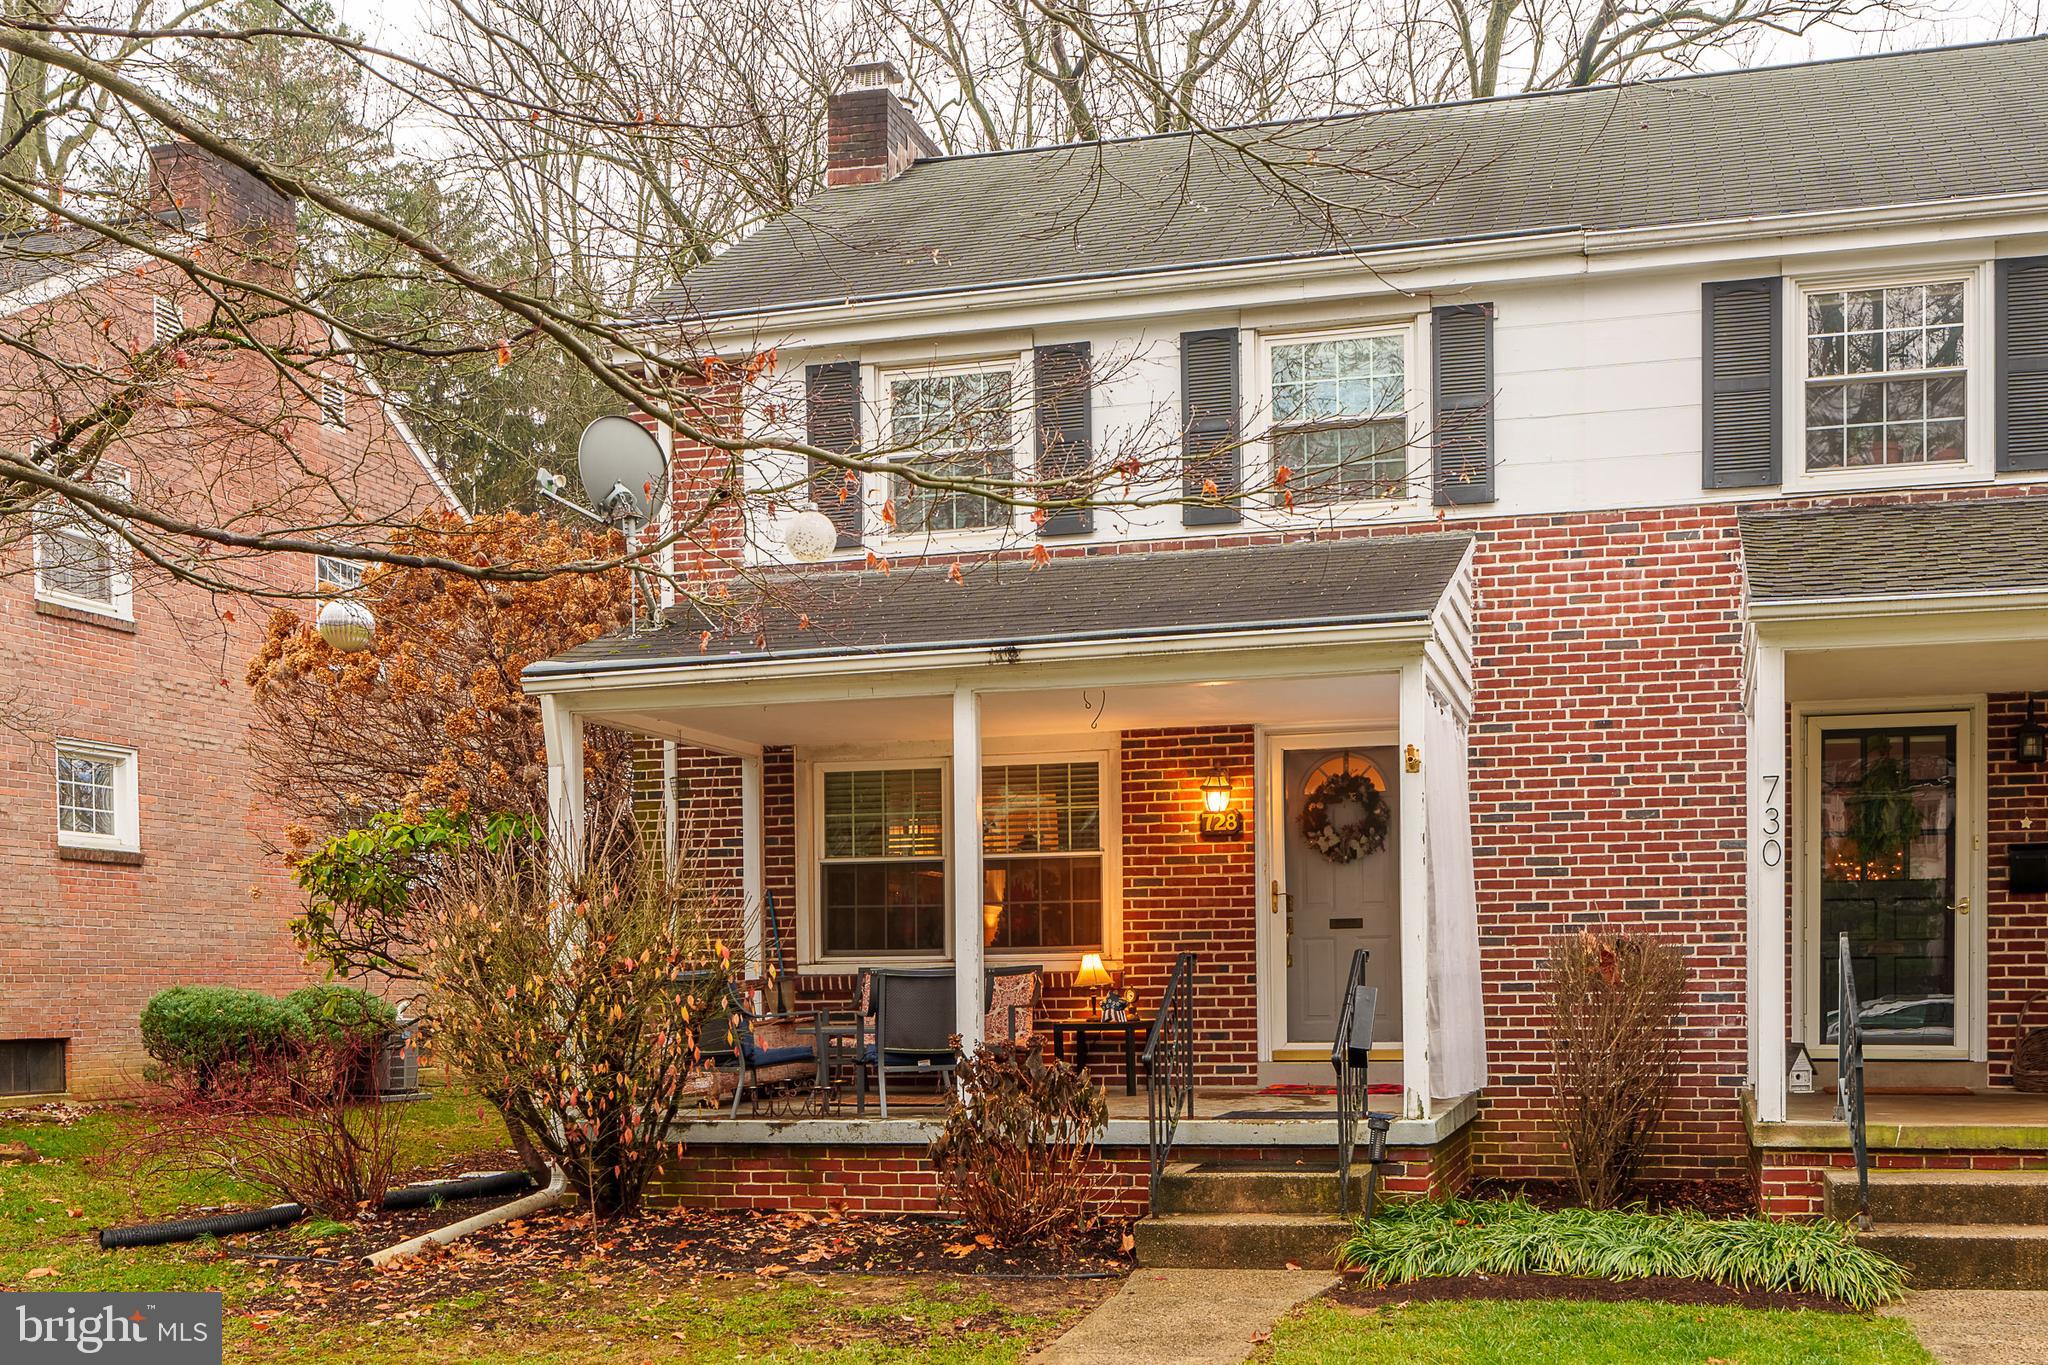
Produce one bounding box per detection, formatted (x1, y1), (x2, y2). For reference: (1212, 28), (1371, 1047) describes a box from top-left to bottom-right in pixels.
(1257, 1082), (1402, 1097)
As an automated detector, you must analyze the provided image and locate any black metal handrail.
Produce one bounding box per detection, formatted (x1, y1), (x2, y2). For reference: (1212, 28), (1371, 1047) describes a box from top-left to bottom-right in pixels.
(1143, 952), (1197, 1204)
(1331, 949), (1371, 1217)
(1834, 930), (1870, 1229)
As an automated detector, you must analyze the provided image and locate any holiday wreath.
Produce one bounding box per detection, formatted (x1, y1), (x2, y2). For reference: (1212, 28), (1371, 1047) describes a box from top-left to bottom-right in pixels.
(1299, 767), (1391, 864)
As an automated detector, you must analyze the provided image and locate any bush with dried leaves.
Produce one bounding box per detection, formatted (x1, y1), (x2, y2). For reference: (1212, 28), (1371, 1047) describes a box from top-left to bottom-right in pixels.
(928, 1045), (1109, 1247)
(1545, 929), (1691, 1209)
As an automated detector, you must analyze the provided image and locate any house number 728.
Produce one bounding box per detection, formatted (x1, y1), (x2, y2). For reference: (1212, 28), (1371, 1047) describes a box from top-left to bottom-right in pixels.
(1757, 774), (1783, 868)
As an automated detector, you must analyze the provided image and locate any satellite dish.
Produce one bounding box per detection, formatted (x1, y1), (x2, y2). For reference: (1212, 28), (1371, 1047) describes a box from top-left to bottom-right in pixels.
(576, 415), (666, 529)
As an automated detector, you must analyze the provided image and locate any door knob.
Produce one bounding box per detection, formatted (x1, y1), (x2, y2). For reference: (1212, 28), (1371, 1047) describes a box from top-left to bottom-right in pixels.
(1950, 896), (1971, 915)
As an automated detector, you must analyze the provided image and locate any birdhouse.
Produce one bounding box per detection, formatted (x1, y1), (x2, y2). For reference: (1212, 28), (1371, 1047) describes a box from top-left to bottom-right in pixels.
(1788, 1042), (1816, 1095)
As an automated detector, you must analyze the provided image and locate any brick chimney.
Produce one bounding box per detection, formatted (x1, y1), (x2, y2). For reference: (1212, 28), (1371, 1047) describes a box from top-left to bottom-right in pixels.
(146, 142), (296, 257)
(825, 61), (940, 189)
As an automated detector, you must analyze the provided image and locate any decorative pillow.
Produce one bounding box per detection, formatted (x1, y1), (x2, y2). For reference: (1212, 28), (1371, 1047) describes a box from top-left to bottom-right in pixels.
(986, 971), (1038, 1045)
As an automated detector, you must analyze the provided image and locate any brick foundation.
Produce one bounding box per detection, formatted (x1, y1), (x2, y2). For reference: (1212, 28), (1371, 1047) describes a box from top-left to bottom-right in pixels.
(648, 1129), (1475, 1218)
(1756, 1147), (2048, 1218)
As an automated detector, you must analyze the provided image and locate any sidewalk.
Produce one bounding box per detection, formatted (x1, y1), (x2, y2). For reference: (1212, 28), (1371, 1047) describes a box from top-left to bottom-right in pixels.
(1032, 1267), (1334, 1365)
(1885, 1290), (2048, 1364)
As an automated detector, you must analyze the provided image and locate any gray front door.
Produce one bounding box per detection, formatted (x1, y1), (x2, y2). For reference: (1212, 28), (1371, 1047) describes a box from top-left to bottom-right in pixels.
(1283, 746), (1401, 1045)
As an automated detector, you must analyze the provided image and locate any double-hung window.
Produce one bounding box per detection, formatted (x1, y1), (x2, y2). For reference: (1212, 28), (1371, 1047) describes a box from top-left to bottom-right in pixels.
(982, 761), (1104, 951)
(814, 756), (1110, 960)
(818, 767), (947, 955)
(34, 468), (131, 617)
(1803, 281), (1967, 470)
(55, 739), (138, 853)
(1269, 331), (1410, 502)
(886, 368), (1014, 533)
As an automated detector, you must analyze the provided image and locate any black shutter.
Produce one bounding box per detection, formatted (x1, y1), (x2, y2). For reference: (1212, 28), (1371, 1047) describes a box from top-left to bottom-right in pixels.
(1181, 327), (1241, 526)
(1034, 342), (1093, 537)
(805, 361), (862, 548)
(1998, 255), (2048, 472)
(1431, 303), (1495, 505)
(1701, 278), (1782, 489)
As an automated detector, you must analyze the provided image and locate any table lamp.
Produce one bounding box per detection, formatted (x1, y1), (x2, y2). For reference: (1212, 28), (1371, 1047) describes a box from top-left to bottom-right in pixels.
(1076, 952), (1111, 1015)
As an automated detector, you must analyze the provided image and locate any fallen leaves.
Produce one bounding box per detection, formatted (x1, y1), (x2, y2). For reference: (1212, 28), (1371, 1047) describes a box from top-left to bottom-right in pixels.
(25, 1266), (60, 1279)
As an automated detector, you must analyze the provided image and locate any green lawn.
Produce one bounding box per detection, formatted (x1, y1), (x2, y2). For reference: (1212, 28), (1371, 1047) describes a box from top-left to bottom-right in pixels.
(0, 1092), (1087, 1362)
(1259, 1298), (1935, 1365)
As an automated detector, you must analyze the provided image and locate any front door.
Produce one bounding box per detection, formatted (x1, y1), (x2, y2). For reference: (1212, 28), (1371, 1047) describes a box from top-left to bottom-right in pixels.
(1805, 712), (1976, 1057)
(1282, 746), (1401, 1047)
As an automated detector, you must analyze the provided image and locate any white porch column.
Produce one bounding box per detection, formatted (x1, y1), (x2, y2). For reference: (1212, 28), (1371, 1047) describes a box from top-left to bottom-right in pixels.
(1748, 637), (1790, 1123)
(740, 751), (767, 976)
(1397, 661), (1436, 1118)
(539, 694), (586, 870)
(952, 686), (986, 1054)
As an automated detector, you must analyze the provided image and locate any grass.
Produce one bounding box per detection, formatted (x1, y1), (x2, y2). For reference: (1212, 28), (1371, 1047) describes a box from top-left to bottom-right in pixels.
(1337, 1198), (1908, 1310)
(0, 1091), (1082, 1362)
(1259, 1299), (1934, 1365)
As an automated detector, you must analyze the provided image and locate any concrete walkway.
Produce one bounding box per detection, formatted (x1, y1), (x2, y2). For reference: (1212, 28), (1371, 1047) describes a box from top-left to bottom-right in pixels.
(1885, 1290), (2048, 1364)
(1032, 1268), (1335, 1365)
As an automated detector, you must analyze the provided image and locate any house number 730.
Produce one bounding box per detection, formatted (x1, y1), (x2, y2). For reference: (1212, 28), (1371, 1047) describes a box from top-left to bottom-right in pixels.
(1757, 774), (1783, 868)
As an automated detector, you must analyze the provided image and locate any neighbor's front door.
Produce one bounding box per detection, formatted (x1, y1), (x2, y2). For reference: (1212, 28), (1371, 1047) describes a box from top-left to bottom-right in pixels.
(1806, 713), (1975, 1057)
(1282, 746), (1401, 1047)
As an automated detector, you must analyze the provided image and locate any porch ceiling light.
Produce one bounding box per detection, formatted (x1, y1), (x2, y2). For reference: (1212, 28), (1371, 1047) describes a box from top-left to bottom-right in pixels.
(315, 598), (375, 653)
(1200, 768), (1234, 814)
(2020, 694), (2047, 766)
(783, 506), (840, 563)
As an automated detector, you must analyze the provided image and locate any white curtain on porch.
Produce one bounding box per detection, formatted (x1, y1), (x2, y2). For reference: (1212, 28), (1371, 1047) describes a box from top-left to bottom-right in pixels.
(1425, 685), (1488, 1098)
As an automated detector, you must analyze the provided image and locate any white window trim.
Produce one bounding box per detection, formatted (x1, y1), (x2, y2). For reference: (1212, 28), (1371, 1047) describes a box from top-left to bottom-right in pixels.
(54, 738), (140, 853)
(794, 737), (1123, 974)
(1248, 317), (1430, 525)
(33, 467), (133, 622)
(865, 352), (1032, 553)
(1783, 262), (1997, 494)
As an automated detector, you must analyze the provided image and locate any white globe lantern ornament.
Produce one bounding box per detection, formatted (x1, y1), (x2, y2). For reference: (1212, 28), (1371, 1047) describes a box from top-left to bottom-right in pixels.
(783, 506), (840, 564)
(315, 597), (376, 653)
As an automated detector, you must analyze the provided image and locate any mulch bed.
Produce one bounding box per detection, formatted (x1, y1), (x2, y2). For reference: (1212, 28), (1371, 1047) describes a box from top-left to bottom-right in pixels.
(193, 1202), (1131, 1321)
(1466, 1178), (1757, 1217)
(1327, 1273), (1854, 1314)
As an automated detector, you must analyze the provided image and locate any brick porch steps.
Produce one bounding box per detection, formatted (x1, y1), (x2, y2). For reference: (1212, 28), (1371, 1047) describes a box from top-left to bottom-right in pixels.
(1133, 1160), (1355, 1268)
(1826, 1170), (2048, 1288)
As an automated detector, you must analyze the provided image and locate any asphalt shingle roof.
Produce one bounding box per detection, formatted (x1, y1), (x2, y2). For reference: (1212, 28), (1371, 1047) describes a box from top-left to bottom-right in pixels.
(1738, 498), (2048, 602)
(643, 38), (2048, 323)
(528, 533), (1473, 677)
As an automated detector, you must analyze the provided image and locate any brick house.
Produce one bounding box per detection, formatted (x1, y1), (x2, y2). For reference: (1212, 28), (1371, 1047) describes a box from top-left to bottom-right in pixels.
(0, 144), (458, 1098)
(526, 41), (2048, 1230)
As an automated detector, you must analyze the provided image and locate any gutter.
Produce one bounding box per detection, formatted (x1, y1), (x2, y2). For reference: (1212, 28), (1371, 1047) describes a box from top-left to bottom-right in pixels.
(1745, 585), (2048, 622)
(522, 614), (1439, 694)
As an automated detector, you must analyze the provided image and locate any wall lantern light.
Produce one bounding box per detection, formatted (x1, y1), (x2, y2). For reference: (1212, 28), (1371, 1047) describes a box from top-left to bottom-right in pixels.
(1200, 769), (1234, 814)
(2019, 694), (2047, 766)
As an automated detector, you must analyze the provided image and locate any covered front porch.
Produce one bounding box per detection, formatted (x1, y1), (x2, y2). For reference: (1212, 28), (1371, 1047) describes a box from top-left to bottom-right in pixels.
(1740, 500), (2048, 1209)
(524, 536), (1490, 1164)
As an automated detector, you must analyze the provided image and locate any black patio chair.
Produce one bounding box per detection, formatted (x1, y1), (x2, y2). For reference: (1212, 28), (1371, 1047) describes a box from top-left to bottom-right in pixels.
(862, 967), (959, 1117)
(984, 963), (1041, 1052)
(712, 978), (816, 1117)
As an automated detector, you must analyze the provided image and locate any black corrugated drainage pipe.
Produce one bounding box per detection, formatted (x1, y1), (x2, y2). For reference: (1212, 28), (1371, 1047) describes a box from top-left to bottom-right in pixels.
(97, 1171), (537, 1249)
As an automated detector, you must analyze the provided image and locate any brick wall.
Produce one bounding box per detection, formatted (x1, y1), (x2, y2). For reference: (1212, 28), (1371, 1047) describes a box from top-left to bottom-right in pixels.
(1464, 507), (1751, 1180)
(0, 184), (450, 1095)
(647, 1137), (1468, 1217)
(1985, 692), (2048, 1084)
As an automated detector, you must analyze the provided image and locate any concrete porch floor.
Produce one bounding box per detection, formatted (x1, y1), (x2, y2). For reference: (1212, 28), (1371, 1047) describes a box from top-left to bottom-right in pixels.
(1753, 1090), (2048, 1151)
(668, 1084), (1476, 1150)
